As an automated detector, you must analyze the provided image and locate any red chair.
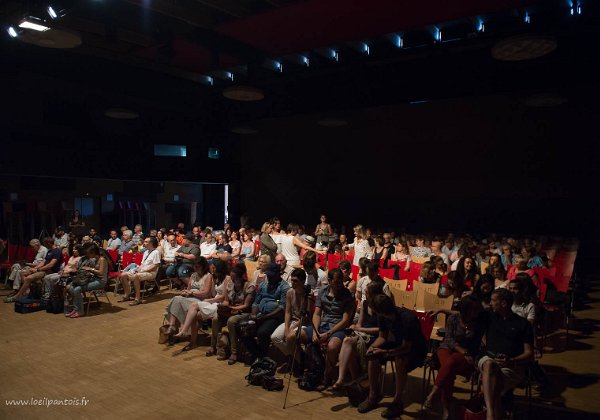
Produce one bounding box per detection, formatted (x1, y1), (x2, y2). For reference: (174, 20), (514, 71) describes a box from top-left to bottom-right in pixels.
(24, 246), (36, 263)
(327, 254), (340, 270)
(379, 268), (395, 279)
(121, 253), (134, 268)
(1, 243), (19, 283)
(107, 249), (119, 265)
(415, 311), (436, 342)
(345, 251), (354, 261)
(317, 253), (326, 268)
(16, 245), (28, 262)
(387, 260), (401, 267)
(351, 265), (361, 281)
(134, 253), (143, 266)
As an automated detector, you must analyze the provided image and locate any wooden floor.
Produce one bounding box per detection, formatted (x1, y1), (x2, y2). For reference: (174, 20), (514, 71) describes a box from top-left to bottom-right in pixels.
(1, 279), (599, 420)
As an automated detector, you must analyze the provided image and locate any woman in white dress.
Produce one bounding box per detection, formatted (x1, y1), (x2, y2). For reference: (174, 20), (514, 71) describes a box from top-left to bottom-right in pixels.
(165, 257), (214, 335)
(174, 260), (231, 351)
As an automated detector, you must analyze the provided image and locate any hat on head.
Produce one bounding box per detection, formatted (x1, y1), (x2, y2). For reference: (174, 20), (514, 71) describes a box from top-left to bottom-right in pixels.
(304, 235), (316, 244)
(265, 262), (280, 279)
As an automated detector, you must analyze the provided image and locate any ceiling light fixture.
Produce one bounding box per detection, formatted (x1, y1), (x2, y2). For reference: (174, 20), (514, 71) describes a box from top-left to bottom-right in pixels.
(19, 19), (50, 32)
(7, 26), (18, 37)
(47, 6), (58, 19)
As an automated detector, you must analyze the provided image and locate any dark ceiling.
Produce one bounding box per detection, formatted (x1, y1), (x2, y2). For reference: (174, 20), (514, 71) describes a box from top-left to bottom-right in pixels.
(1, 0), (599, 187)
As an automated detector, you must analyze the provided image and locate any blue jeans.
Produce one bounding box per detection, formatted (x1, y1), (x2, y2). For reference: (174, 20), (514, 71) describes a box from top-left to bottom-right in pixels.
(165, 264), (193, 279)
(69, 279), (104, 313)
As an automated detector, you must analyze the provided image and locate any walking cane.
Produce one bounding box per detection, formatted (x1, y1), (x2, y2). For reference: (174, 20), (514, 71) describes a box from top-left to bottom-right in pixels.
(282, 284), (319, 409)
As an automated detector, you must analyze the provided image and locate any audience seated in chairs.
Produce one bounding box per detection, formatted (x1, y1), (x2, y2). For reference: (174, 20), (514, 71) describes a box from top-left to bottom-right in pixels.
(165, 257), (214, 337)
(106, 230), (121, 251)
(241, 262), (290, 361)
(42, 244), (82, 299)
(5, 238), (48, 296)
(424, 296), (485, 419)
(175, 260), (231, 351)
(5, 237), (61, 303)
(300, 268), (356, 391)
(207, 263), (255, 364)
(165, 234), (199, 288)
(357, 293), (427, 419)
(239, 231), (255, 262)
(118, 237), (160, 306)
(339, 260), (357, 296)
(274, 253), (294, 285)
(270, 269), (308, 373)
(118, 230), (135, 256)
(66, 243), (108, 318)
(478, 288), (534, 420)
(333, 280), (383, 392)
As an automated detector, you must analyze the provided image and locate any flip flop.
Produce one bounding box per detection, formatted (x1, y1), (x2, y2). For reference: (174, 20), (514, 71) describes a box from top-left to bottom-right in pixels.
(129, 299), (142, 306)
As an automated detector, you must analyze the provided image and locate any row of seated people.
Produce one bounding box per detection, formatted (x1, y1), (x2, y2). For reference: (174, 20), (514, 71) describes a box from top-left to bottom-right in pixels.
(161, 253), (535, 420)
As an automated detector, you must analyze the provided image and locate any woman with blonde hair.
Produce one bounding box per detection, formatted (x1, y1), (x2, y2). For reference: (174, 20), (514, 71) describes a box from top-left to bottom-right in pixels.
(345, 224), (371, 266)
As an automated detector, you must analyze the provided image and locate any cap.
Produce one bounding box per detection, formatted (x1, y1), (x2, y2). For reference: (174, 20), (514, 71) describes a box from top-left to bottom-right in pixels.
(265, 262), (280, 278)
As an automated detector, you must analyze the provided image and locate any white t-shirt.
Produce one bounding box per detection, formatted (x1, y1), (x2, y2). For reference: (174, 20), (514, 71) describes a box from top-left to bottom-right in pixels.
(106, 238), (121, 250)
(280, 235), (301, 265)
(163, 242), (180, 263)
(140, 249), (161, 272)
(512, 302), (536, 322)
(200, 242), (216, 258)
(306, 268), (328, 291)
(271, 233), (284, 253)
(34, 246), (48, 264)
(357, 276), (391, 303)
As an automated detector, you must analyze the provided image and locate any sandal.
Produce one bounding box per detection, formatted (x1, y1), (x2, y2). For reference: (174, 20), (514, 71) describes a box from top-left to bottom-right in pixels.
(316, 379), (333, 392)
(357, 397), (379, 414)
(65, 310), (76, 317)
(205, 348), (217, 357)
(129, 299), (142, 306)
(330, 382), (347, 393)
(181, 343), (197, 352)
(423, 398), (434, 410)
(217, 354), (228, 361)
(117, 297), (132, 303)
(227, 355), (237, 365)
(69, 312), (82, 318)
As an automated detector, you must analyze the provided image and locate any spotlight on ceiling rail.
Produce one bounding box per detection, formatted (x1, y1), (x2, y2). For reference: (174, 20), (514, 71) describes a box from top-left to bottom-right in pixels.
(7, 26), (18, 37)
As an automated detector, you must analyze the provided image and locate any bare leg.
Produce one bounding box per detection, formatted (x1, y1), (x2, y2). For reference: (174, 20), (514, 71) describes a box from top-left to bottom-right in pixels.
(482, 360), (503, 420)
(326, 337), (342, 383)
(392, 356), (408, 405)
(13, 277), (33, 300)
(120, 275), (131, 297)
(335, 336), (358, 385)
(132, 276), (141, 301)
(177, 302), (200, 336)
(367, 359), (380, 401)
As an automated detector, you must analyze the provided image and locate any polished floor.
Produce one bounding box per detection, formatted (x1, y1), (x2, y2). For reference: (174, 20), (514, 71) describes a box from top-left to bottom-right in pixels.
(1, 278), (599, 420)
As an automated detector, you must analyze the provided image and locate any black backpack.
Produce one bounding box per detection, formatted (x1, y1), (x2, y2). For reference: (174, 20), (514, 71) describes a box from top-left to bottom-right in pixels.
(298, 342), (325, 391)
(246, 357), (277, 386)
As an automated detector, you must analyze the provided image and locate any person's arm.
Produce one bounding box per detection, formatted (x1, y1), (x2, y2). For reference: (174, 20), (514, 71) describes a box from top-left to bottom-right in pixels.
(311, 307), (322, 343)
(191, 274), (214, 299)
(314, 225), (322, 236)
(509, 342), (534, 365)
(231, 286), (255, 313)
(381, 248), (388, 261)
(39, 258), (58, 272)
(231, 244), (241, 258)
(293, 236), (325, 254)
(367, 330), (388, 355)
(405, 256), (411, 271)
(321, 307), (353, 340)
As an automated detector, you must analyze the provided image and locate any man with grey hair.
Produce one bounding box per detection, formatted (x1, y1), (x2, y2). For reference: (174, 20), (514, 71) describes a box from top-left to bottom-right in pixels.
(4, 239), (48, 295)
(118, 230), (135, 256)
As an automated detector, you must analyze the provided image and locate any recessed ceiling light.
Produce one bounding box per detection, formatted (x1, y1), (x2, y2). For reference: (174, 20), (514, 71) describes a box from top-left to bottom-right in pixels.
(19, 20), (50, 32)
(317, 118), (348, 127)
(491, 35), (557, 61)
(222, 86), (264, 101)
(7, 27), (18, 38)
(105, 108), (140, 119)
(231, 127), (258, 135)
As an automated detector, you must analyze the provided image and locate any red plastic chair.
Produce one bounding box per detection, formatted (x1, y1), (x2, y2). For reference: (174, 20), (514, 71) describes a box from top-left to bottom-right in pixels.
(317, 253), (326, 267)
(107, 249), (119, 265)
(379, 268), (395, 279)
(134, 253), (143, 266)
(387, 260), (401, 267)
(415, 311), (436, 342)
(327, 254), (340, 270)
(351, 265), (361, 281)
(24, 246), (36, 263)
(121, 252), (134, 268)
(17, 245), (28, 262)
(345, 251), (354, 261)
